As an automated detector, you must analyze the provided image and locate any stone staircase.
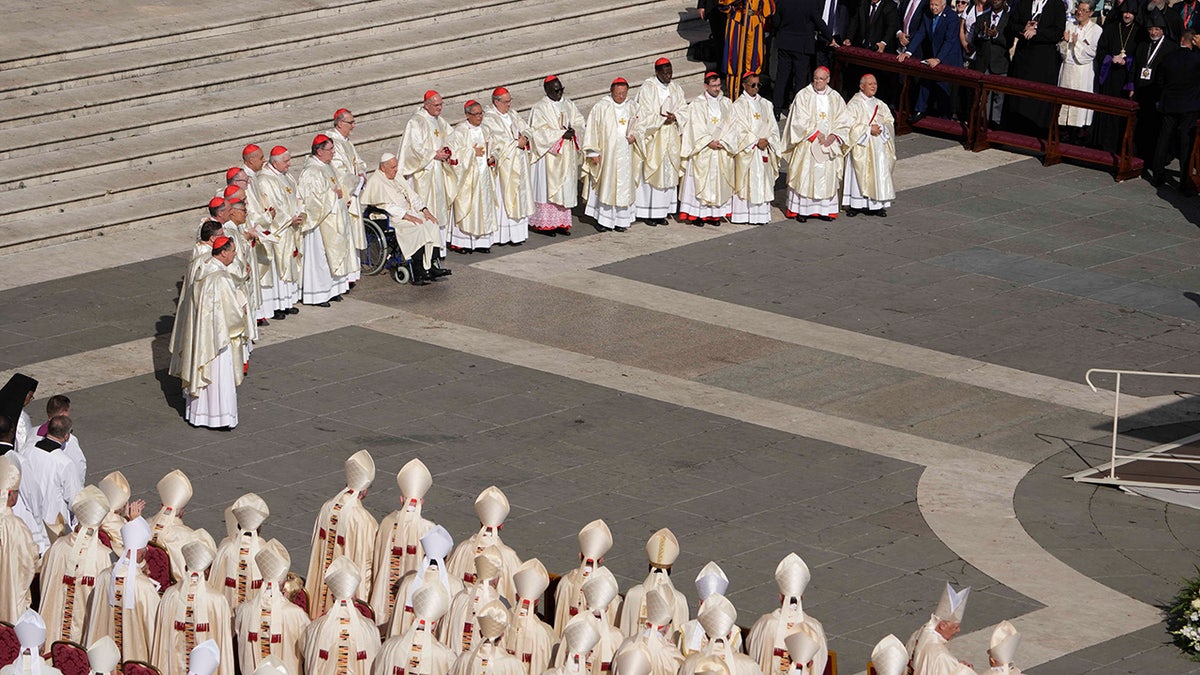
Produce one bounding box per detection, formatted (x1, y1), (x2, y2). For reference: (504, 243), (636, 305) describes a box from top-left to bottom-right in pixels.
(0, 0), (707, 251)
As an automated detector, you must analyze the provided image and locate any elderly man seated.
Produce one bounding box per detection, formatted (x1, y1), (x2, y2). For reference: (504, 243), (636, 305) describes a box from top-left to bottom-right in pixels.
(360, 153), (451, 285)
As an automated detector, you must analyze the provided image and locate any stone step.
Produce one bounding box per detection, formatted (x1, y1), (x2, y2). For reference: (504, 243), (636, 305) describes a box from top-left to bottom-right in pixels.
(0, 0), (687, 175)
(0, 0), (650, 154)
(0, 0), (373, 68)
(0, 0), (559, 106)
(0, 31), (708, 250)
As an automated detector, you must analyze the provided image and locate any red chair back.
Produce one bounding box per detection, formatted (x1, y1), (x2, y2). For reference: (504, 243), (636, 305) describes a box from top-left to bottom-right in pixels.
(122, 661), (162, 675)
(825, 650), (838, 675)
(50, 640), (90, 675)
(0, 622), (19, 668)
(353, 598), (375, 621)
(143, 542), (173, 595)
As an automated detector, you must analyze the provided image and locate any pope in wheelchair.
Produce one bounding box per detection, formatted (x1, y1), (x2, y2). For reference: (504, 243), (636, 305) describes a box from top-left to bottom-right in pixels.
(359, 153), (451, 285)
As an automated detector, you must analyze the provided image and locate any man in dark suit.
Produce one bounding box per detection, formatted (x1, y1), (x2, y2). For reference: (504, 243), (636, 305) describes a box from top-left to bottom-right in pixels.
(897, 0), (929, 52)
(772, 0), (834, 117)
(698, 0), (729, 70)
(846, 0), (902, 51)
(1151, 31), (1200, 189)
(1135, 12), (1180, 158)
(970, 0), (1014, 124)
(898, 0), (964, 120)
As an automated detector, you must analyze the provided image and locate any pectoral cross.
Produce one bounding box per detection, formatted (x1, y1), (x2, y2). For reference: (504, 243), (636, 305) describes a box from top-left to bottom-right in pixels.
(753, 112), (761, 120)
(819, 112), (827, 119)
(618, 118), (627, 125)
(711, 117), (720, 124)
(285, 187), (292, 194)
(434, 130), (440, 137)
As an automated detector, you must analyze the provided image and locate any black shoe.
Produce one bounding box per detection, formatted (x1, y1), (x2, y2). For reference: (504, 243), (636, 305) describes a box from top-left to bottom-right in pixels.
(875, 209), (888, 217)
(286, 307), (299, 314)
(273, 310), (288, 320)
(796, 215), (808, 223)
(818, 215), (833, 222)
(645, 219), (659, 227)
(256, 318), (269, 327)
(330, 295), (343, 302)
(540, 230), (557, 237)
(710, 220), (720, 227)
(656, 218), (669, 226)
(846, 207), (859, 218)
(430, 267), (451, 278)
(693, 221), (705, 227)
(478, 247), (491, 254)
(348, 281), (356, 290)
(614, 226), (629, 232)
(316, 301), (331, 307)
(412, 276), (430, 286)
(558, 228), (571, 236)
(909, 111), (927, 125)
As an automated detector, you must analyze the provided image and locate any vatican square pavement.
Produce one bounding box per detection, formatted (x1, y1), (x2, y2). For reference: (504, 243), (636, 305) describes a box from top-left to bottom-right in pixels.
(3, 134), (1200, 673)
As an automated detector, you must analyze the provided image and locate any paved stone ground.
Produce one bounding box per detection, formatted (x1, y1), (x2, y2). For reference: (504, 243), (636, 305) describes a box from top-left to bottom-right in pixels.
(3, 131), (1200, 673)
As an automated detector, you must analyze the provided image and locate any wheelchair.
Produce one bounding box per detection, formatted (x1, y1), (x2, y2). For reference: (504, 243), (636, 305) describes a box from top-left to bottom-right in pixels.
(359, 206), (444, 285)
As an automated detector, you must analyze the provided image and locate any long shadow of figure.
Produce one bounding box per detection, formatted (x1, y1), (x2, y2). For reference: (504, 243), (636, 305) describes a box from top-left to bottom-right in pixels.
(154, 279), (185, 417)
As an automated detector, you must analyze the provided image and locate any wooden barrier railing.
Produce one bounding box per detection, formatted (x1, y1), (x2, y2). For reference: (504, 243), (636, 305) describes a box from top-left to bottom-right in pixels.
(832, 46), (1143, 181)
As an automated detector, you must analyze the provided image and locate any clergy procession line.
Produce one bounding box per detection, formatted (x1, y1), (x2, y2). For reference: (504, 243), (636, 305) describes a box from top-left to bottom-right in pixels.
(169, 60), (897, 433)
(0, 452), (1025, 675)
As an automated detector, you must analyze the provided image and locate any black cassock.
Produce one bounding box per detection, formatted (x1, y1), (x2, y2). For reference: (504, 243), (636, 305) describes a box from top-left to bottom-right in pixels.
(1093, 18), (1143, 151)
(1003, 0), (1066, 134)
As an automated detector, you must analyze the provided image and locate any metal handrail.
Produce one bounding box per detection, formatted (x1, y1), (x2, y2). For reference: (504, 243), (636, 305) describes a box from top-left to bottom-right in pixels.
(1084, 368), (1200, 480)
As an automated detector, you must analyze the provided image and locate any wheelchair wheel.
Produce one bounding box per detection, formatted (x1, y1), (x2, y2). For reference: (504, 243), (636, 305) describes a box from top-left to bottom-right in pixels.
(392, 264), (412, 285)
(360, 219), (388, 276)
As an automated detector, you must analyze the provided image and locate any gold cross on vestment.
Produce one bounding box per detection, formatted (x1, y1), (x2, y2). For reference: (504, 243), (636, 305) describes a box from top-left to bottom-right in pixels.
(619, 118), (627, 125)
(711, 117), (720, 124)
(819, 112), (827, 119)
(753, 112), (761, 120)
(434, 130), (440, 137)
(285, 188), (292, 194)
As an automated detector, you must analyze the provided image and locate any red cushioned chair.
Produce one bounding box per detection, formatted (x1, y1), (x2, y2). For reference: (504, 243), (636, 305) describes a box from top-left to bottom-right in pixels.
(122, 660), (162, 675)
(50, 640), (90, 675)
(143, 541), (173, 595)
(0, 622), (19, 668)
(353, 598), (375, 621)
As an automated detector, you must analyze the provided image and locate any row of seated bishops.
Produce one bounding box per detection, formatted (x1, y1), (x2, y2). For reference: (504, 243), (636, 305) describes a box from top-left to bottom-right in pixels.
(0, 452), (1022, 675)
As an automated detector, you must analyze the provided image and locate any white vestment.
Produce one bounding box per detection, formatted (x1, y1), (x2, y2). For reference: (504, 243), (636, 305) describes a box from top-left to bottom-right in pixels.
(398, 108), (457, 252)
(16, 437), (82, 535)
(483, 107), (534, 244)
(631, 77), (686, 218)
(361, 170), (440, 268)
(582, 96), (637, 229)
(838, 92), (895, 210)
(1057, 21), (1103, 127)
(183, 258), (247, 429)
(527, 96), (586, 231)
(728, 91), (781, 224)
(783, 85), (847, 216)
(678, 92), (734, 221)
(329, 127), (368, 283)
(448, 121), (499, 250)
(255, 164), (304, 302)
(298, 157), (352, 302)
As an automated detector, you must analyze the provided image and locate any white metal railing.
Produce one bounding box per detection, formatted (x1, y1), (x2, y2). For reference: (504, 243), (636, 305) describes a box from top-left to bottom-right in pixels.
(1084, 368), (1200, 482)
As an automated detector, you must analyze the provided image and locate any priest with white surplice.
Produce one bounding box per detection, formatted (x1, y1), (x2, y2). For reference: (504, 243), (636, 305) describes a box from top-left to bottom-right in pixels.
(233, 539), (310, 675)
(254, 146), (304, 314)
(782, 66), (847, 222)
(727, 71), (781, 225)
(747, 553), (828, 675)
(369, 458), (435, 627)
(302, 557), (380, 675)
(361, 154), (447, 285)
(299, 134), (352, 306)
(448, 101), (500, 253)
(527, 75), (585, 236)
(838, 73), (895, 217)
(328, 108), (368, 288)
(40, 486), (112, 646)
(583, 78), (638, 232)
(484, 87), (534, 245)
(305, 450), (379, 619)
(630, 58), (686, 226)
(178, 237), (249, 430)
(397, 91), (457, 257)
(678, 72), (734, 225)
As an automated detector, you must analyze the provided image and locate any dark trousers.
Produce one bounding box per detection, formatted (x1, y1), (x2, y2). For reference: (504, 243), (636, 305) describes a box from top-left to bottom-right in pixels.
(708, 12), (728, 72)
(915, 79), (952, 116)
(773, 49), (814, 115)
(1153, 109), (1199, 181)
